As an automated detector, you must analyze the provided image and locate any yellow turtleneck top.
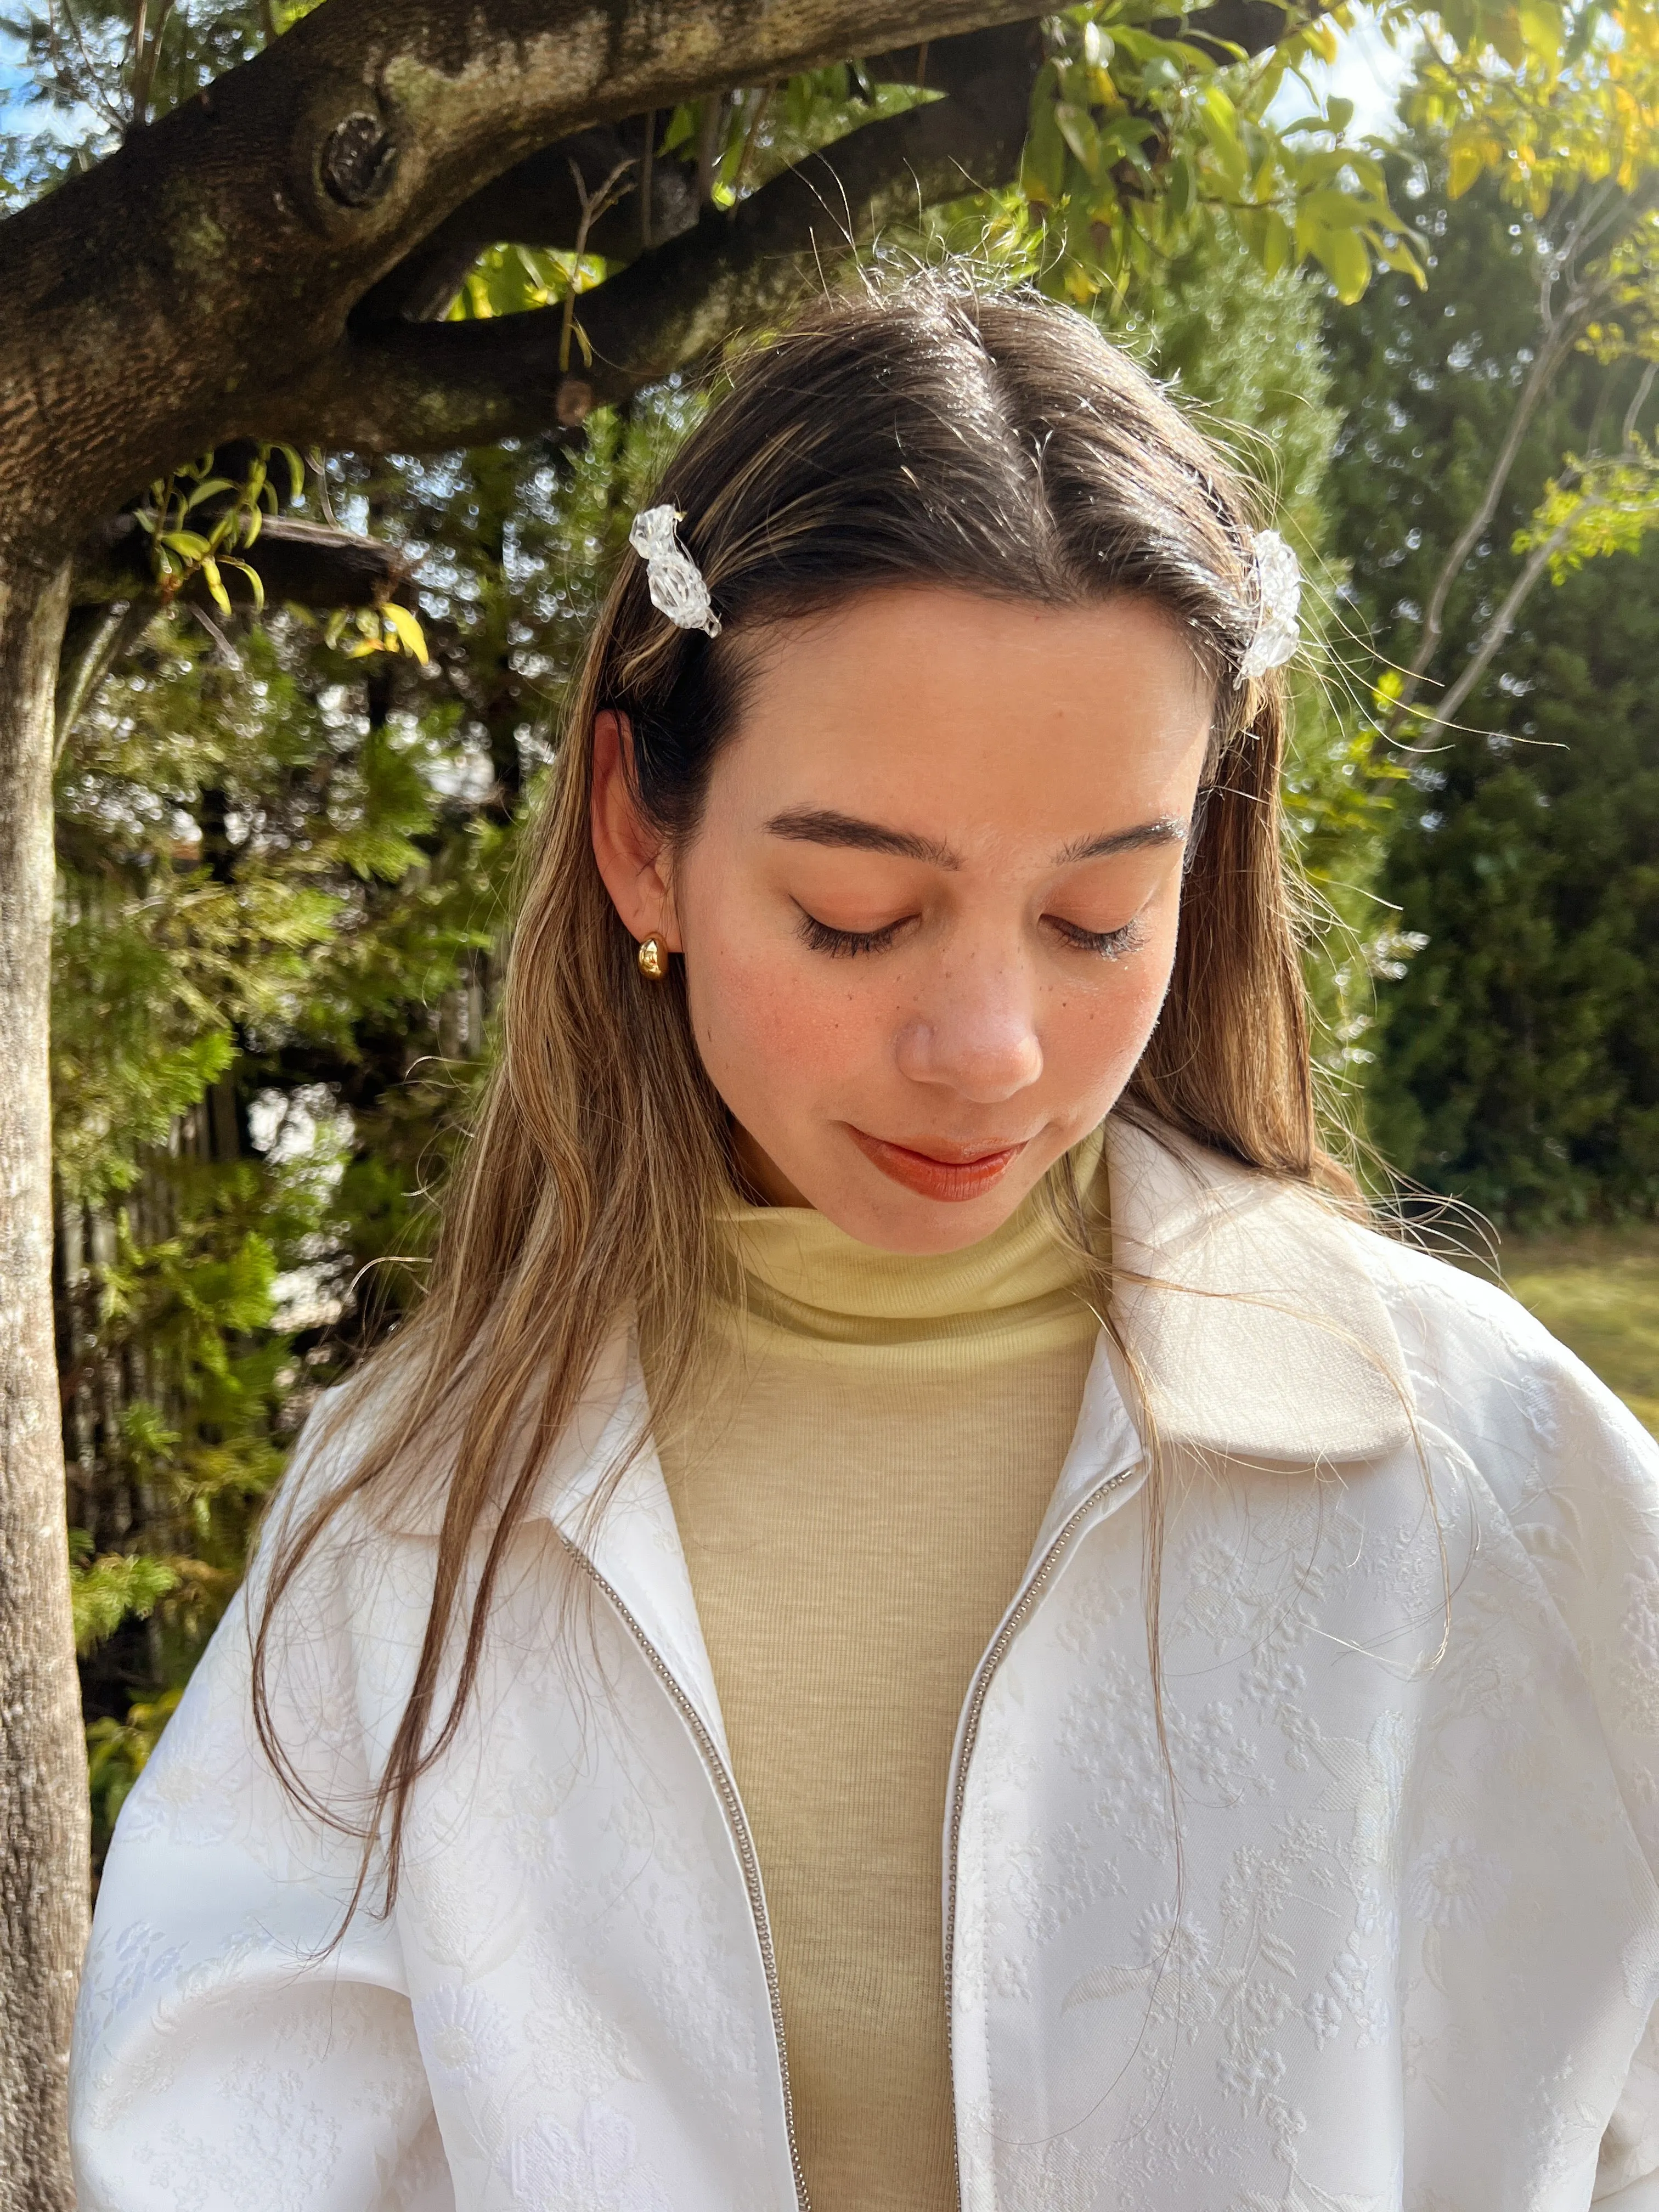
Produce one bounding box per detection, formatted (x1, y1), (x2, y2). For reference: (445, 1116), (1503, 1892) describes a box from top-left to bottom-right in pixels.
(650, 1141), (1107, 2211)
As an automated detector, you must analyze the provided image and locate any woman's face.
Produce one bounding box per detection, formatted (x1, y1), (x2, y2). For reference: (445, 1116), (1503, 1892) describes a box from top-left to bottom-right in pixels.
(592, 585), (1215, 1254)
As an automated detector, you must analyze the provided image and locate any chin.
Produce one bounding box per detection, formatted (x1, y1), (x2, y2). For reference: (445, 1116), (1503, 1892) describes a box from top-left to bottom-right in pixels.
(819, 1171), (1045, 1256)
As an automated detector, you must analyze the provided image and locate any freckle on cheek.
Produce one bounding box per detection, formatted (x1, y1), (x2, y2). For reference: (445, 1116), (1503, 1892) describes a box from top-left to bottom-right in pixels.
(713, 960), (833, 1067)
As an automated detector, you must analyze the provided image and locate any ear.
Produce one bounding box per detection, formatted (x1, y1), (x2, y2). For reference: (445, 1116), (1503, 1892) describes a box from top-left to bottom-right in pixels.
(590, 710), (681, 950)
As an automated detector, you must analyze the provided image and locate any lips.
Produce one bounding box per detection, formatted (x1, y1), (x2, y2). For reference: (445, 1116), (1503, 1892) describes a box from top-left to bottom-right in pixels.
(846, 1125), (1029, 1203)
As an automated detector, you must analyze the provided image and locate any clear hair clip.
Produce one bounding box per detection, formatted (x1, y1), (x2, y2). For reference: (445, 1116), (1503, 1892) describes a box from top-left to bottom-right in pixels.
(1238, 529), (1301, 684)
(629, 505), (721, 639)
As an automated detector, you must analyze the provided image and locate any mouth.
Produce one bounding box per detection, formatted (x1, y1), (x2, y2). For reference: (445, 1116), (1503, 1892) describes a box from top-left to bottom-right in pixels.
(845, 1126), (1030, 1203)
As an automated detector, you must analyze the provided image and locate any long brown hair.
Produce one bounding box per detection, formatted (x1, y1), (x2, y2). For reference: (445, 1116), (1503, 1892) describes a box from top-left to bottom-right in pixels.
(252, 278), (1340, 1907)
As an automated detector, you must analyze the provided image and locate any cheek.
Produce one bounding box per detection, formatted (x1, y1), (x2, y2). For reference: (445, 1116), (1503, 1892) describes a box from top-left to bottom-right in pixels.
(1045, 899), (1183, 1086)
(680, 903), (885, 1116)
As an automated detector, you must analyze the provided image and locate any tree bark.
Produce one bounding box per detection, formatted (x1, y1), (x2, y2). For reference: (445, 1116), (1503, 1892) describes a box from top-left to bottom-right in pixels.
(273, 22), (1040, 450)
(0, 0), (1044, 551)
(0, 549), (83, 2212)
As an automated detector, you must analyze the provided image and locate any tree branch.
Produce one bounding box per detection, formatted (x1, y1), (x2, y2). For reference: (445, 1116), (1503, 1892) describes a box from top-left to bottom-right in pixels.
(866, 0), (1311, 77)
(53, 602), (151, 759)
(264, 21), (1044, 451)
(0, 0), (1051, 554)
(1423, 522), (1569, 738)
(71, 512), (409, 610)
(353, 119), (699, 324)
(356, 11), (1061, 329)
(57, 513), (409, 749)
(1384, 309), (1584, 727)
(1416, 360), (1659, 739)
(1384, 176), (1659, 736)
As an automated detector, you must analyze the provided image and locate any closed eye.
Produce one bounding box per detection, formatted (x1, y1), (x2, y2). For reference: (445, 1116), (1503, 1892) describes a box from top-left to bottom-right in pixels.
(795, 909), (915, 957)
(1045, 916), (1146, 960)
(799, 910), (1147, 958)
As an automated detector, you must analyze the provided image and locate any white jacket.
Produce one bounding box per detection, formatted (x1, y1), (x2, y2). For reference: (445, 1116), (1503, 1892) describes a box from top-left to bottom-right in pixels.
(71, 1118), (1659, 2212)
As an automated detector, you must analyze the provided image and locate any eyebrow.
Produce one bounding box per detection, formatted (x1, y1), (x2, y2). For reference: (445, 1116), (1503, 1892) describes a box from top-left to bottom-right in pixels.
(1054, 816), (1189, 863)
(764, 807), (1188, 869)
(764, 808), (960, 868)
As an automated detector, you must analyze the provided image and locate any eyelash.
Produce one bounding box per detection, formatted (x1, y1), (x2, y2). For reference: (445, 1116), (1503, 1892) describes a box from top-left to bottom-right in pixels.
(795, 913), (1145, 961)
(1047, 917), (1145, 961)
(797, 913), (907, 958)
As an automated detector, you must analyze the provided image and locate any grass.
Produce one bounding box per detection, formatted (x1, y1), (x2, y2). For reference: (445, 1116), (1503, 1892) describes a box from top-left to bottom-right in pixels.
(1494, 1224), (1659, 1438)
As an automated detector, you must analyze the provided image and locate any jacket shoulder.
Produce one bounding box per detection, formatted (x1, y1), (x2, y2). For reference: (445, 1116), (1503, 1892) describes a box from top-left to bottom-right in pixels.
(1343, 1216), (1657, 1504)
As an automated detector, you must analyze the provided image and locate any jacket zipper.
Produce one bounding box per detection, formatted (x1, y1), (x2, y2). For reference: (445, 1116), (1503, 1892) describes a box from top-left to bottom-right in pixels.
(566, 1544), (812, 2212)
(566, 1457), (1137, 2212)
(941, 1462), (1141, 2210)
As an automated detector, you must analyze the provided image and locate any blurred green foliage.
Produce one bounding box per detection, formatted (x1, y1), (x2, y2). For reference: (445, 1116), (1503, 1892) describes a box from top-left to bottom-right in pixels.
(53, 396), (698, 1861)
(1326, 139), (1659, 1221)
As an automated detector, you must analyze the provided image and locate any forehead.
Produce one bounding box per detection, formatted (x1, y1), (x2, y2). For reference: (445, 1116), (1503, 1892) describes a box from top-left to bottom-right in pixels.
(719, 585), (1214, 848)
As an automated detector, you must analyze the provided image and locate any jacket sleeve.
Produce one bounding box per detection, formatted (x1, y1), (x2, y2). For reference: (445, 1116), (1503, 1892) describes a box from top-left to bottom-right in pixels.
(69, 1400), (452, 2212)
(1377, 1244), (1659, 2206)
(1480, 1341), (1659, 2209)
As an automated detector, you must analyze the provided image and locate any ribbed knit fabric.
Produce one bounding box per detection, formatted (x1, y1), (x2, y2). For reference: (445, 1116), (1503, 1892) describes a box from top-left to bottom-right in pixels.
(650, 1137), (1107, 2211)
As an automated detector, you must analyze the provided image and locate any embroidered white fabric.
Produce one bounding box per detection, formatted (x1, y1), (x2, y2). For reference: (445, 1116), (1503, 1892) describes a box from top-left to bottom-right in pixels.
(1239, 527), (1301, 681)
(629, 505), (720, 639)
(69, 1119), (1659, 2212)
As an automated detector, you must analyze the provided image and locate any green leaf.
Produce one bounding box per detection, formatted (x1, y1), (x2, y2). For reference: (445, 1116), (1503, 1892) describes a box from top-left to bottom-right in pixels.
(1054, 101), (1102, 180)
(221, 558), (266, 613)
(1108, 26), (1214, 71)
(1312, 223), (1372, 304)
(1299, 187), (1378, 230)
(1098, 115), (1156, 168)
(71, 1548), (178, 1655)
(200, 558), (232, 617)
(1023, 65), (1068, 205)
(270, 444), (306, 505)
(1375, 232), (1429, 286)
(1447, 125), (1495, 200)
(382, 602), (429, 664)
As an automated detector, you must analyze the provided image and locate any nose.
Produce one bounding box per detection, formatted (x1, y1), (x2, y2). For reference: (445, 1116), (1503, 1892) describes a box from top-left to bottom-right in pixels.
(894, 960), (1045, 1104)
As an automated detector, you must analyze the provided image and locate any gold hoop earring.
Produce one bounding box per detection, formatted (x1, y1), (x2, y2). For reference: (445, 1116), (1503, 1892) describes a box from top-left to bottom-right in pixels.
(636, 933), (669, 982)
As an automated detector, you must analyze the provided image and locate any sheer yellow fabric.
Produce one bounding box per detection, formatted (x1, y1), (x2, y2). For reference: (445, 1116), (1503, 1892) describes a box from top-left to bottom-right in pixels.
(652, 1137), (1105, 2210)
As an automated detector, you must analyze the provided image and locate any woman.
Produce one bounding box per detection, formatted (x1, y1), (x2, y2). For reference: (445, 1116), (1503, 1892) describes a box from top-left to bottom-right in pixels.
(71, 284), (1659, 2211)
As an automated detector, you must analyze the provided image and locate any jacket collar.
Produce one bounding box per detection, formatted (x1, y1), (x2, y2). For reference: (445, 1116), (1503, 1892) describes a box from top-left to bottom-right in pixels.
(375, 1113), (1413, 1547)
(1105, 1113), (1413, 1463)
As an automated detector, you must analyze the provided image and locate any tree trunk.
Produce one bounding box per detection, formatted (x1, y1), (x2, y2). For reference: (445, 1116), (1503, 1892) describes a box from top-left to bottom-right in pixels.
(0, 549), (84, 2212)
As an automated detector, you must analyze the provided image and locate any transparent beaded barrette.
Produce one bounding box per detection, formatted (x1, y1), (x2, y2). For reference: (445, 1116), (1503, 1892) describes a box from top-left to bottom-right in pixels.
(629, 505), (720, 639)
(1238, 529), (1301, 683)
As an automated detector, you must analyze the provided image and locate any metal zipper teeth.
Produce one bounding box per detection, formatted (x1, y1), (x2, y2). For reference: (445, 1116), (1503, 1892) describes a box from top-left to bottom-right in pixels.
(942, 1464), (1139, 2210)
(568, 1547), (812, 2212)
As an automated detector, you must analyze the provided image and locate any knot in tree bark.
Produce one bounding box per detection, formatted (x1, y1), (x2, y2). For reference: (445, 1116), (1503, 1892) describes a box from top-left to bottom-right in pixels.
(321, 112), (397, 207)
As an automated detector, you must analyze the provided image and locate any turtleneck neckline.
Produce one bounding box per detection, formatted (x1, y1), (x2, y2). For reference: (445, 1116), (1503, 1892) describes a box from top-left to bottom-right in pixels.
(718, 1127), (1108, 1344)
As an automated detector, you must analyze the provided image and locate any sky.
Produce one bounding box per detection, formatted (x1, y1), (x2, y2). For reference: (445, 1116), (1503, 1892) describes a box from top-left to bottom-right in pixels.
(1272, 8), (1415, 137)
